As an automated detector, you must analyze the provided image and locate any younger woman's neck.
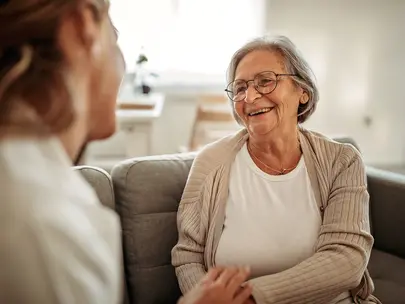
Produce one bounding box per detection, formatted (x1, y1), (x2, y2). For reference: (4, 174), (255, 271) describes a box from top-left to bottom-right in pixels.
(58, 118), (87, 165)
(59, 72), (90, 165)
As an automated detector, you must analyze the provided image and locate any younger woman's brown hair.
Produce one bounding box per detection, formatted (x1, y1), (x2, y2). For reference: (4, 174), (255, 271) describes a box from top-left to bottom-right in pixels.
(0, 0), (107, 136)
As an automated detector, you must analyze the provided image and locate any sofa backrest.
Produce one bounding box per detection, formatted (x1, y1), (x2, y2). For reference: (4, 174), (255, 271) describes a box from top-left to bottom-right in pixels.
(109, 137), (365, 304)
(366, 167), (405, 259)
(331, 136), (361, 152)
(111, 153), (196, 304)
(109, 136), (405, 303)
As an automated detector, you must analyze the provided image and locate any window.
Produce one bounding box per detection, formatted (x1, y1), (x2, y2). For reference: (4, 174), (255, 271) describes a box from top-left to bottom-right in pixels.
(110, 0), (266, 83)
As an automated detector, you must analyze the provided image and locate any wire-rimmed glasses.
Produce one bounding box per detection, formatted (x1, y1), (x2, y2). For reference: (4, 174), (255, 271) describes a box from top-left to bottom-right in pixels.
(225, 71), (297, 102)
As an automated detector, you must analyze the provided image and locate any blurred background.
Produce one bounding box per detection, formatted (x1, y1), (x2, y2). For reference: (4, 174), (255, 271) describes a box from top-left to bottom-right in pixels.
(85, 0), (405, 174)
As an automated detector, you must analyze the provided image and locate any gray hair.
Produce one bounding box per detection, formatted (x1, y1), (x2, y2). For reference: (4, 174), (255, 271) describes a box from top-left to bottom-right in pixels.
(226, 35), (319, 124)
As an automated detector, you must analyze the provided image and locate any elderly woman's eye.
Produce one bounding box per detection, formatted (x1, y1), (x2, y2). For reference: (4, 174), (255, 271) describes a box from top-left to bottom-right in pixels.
(258, 78), (274, 86)
(235, 85), (247, 93)
(232, 82), (246, 93)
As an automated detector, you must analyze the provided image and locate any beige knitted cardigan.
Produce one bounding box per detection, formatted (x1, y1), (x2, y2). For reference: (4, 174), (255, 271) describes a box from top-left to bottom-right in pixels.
(171, 127), (380, 304)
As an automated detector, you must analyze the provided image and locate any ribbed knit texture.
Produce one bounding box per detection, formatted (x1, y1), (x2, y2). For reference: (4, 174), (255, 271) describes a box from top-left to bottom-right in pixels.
(171, 128), (379, 304)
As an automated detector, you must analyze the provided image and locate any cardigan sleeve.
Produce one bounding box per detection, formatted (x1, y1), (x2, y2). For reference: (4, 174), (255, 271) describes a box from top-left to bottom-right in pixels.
(248, 146), (374, 304)
(171, 163), (210, 294)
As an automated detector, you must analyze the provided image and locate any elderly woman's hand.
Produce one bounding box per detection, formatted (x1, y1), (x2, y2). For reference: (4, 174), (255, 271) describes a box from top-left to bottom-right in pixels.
(178, 267), (252, 304)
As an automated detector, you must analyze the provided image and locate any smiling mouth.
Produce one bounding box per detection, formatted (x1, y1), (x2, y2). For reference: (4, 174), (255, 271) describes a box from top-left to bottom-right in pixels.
(248, 107), (273, 117)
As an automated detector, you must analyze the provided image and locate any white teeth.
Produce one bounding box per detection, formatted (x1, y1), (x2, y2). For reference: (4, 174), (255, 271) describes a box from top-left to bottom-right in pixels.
(248, 107), (272, 116)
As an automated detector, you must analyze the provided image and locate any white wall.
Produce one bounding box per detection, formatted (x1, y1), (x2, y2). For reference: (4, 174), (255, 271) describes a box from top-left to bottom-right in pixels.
(265, 0), (405, 165)
(152, 0), (405, 165)
(152, 92), (200, 155)
(89, 0), (405, 166)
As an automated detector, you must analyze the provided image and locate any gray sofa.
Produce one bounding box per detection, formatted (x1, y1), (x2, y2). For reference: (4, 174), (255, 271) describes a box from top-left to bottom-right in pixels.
(76, 146), (405, 304)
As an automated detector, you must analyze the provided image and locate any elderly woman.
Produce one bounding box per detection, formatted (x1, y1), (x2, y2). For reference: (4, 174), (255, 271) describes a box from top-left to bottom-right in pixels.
(172, 35), (380, 304)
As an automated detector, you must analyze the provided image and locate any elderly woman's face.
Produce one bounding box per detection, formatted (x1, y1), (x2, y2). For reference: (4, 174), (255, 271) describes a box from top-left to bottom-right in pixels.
(233, 50), (307, 136)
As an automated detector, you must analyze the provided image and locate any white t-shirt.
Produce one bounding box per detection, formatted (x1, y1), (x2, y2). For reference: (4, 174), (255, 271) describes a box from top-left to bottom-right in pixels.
(215, 143), (322, 279)
(0, 138), (122, 304)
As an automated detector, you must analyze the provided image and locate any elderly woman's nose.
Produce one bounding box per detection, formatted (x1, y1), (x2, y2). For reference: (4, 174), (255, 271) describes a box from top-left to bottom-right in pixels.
(244, 85), (260, 103)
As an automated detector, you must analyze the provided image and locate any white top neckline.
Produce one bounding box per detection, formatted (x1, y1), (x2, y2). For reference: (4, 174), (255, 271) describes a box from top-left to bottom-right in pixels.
(242, 143), (305, 181)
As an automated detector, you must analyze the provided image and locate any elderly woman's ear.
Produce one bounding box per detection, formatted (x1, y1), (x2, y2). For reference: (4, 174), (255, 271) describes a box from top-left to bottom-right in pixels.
(300, 92), (309, 104)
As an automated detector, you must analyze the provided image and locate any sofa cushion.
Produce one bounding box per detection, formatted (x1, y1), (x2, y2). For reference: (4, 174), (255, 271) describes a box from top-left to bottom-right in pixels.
(368, 249), (405, 304)
(73, 165), (115, 209)
(111, 153), (196, 304)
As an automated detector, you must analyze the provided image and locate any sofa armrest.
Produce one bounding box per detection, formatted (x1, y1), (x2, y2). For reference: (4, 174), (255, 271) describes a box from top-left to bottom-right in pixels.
(73, 165), (115, 210)
(367, 166), (405, 259)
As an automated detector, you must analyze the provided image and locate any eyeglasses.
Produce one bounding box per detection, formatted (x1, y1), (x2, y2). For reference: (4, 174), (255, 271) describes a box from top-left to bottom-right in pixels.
(225, 71), (297, 102)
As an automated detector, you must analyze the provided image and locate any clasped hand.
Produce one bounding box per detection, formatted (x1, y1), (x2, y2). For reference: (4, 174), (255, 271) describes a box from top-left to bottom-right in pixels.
(178, 267), (256, 304)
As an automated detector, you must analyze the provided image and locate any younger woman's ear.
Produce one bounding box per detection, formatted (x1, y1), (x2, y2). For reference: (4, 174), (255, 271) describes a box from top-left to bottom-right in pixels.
(57, 3), (101, 65)
(77, 4), (102, 54)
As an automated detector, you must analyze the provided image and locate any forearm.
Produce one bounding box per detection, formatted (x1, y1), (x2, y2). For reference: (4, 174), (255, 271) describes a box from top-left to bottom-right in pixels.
(172, 187), (209, 294)
(171, 230), (207, 294)
(175, 263), (207, 294)
(248, 248), (367, 304)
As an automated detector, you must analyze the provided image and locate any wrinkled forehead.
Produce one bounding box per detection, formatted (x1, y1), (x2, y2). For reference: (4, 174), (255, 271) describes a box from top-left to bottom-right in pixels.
(234, 49), (286, 80)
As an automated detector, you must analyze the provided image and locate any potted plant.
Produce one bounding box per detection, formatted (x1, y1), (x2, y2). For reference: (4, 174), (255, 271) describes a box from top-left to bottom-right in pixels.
(133, 51), (158, 94)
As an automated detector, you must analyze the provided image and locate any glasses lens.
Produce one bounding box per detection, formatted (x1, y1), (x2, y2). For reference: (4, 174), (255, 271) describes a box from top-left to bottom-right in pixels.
(226, 79), (247, 102)
(254, 71), (277, 94)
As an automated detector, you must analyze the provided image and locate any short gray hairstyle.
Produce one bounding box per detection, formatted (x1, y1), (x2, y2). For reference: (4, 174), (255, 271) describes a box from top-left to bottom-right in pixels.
(226, 35), (319, 124)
